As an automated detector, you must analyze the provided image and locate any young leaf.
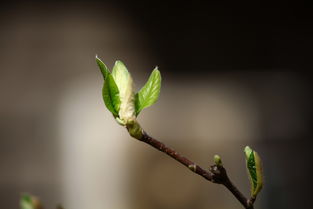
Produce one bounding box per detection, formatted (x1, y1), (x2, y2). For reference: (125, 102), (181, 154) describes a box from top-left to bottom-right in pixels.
(102, 74), (121, 117)
(244, 146), (263, 198)
(112, 60), (132, 95)
(135, 67), (161, 115)
(96, 56), (110, 80)
(21, 195), (33, 209)
(20, 194), (42, 209)
(112, 60), (136, 122)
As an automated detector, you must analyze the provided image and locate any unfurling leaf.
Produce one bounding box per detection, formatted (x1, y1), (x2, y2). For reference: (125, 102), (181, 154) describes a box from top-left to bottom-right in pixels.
(112, 60), (135, 123)
(102, 74), (120, 117)
(96, 57), (160, 125)
(135, 67), (161, 115)
(244, 146), (263, 198)
(112, 60), (132, 97)
(96, 56), (110, 80)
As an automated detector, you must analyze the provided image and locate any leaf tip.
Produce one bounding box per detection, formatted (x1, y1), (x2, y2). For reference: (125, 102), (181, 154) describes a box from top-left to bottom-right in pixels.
(153, 66), (160, 74)
(115, 60), (125, 66)
(95, 54), (101, 62)
(244, 146), (252, 158)
(96, 56), (110, 80)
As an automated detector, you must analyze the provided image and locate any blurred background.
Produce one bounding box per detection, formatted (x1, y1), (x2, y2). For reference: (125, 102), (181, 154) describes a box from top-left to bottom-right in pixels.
(0, 1), (312, 209)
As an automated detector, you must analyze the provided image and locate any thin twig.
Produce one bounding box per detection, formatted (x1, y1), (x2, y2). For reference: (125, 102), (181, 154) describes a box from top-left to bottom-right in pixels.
(136, 131), (253, 209)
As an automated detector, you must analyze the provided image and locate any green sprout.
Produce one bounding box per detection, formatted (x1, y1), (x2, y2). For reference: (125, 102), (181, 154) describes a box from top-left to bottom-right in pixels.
(96, 56), (161, 138)
(244, 146), (263, 198)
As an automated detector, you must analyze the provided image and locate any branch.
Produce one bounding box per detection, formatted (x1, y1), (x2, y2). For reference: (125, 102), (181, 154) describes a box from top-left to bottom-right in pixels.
(95, 57), (262, 208)
(137, 130), (254, 209)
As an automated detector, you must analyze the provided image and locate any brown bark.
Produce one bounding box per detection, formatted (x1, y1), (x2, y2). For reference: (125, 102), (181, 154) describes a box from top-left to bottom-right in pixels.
(137, 131), (254, 209)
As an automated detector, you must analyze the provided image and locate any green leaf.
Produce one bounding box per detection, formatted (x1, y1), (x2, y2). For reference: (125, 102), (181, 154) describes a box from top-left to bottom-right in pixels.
(102, 74), (121, 117)
(20, 194), (42, 209)
(135, 67), (161, 115)
(96, 55), (110, 80)
(112, 60), (136, 122)
(112, 60), (132, 95)
(20, 195), (33, 209)
(244, 146), (263, 198)
(246, 149), (257, 190)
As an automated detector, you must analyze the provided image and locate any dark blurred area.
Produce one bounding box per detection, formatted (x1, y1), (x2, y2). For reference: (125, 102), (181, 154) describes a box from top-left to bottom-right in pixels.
(0, 1), (312, 209)
(122, 1), (313, 72)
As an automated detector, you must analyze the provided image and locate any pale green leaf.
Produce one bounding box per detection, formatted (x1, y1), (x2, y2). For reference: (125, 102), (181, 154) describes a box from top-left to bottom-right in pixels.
(96, 56), (110, 80)
(20, 195), (33, 209)
(112, 60), (132, 95)
(135, 67), (161, 115)
(112, 60), (135, 122)
(102, 74), (120, 117)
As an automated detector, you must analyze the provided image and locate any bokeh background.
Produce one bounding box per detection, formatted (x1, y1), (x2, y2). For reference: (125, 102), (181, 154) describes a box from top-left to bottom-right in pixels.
(1, 1), (312, 209)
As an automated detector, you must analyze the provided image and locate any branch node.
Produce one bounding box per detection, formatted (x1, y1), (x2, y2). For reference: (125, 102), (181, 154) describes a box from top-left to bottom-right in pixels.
(188, 164), (197, 172)
(247, 196), (256, 208)
(209, 165), (228, 184)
